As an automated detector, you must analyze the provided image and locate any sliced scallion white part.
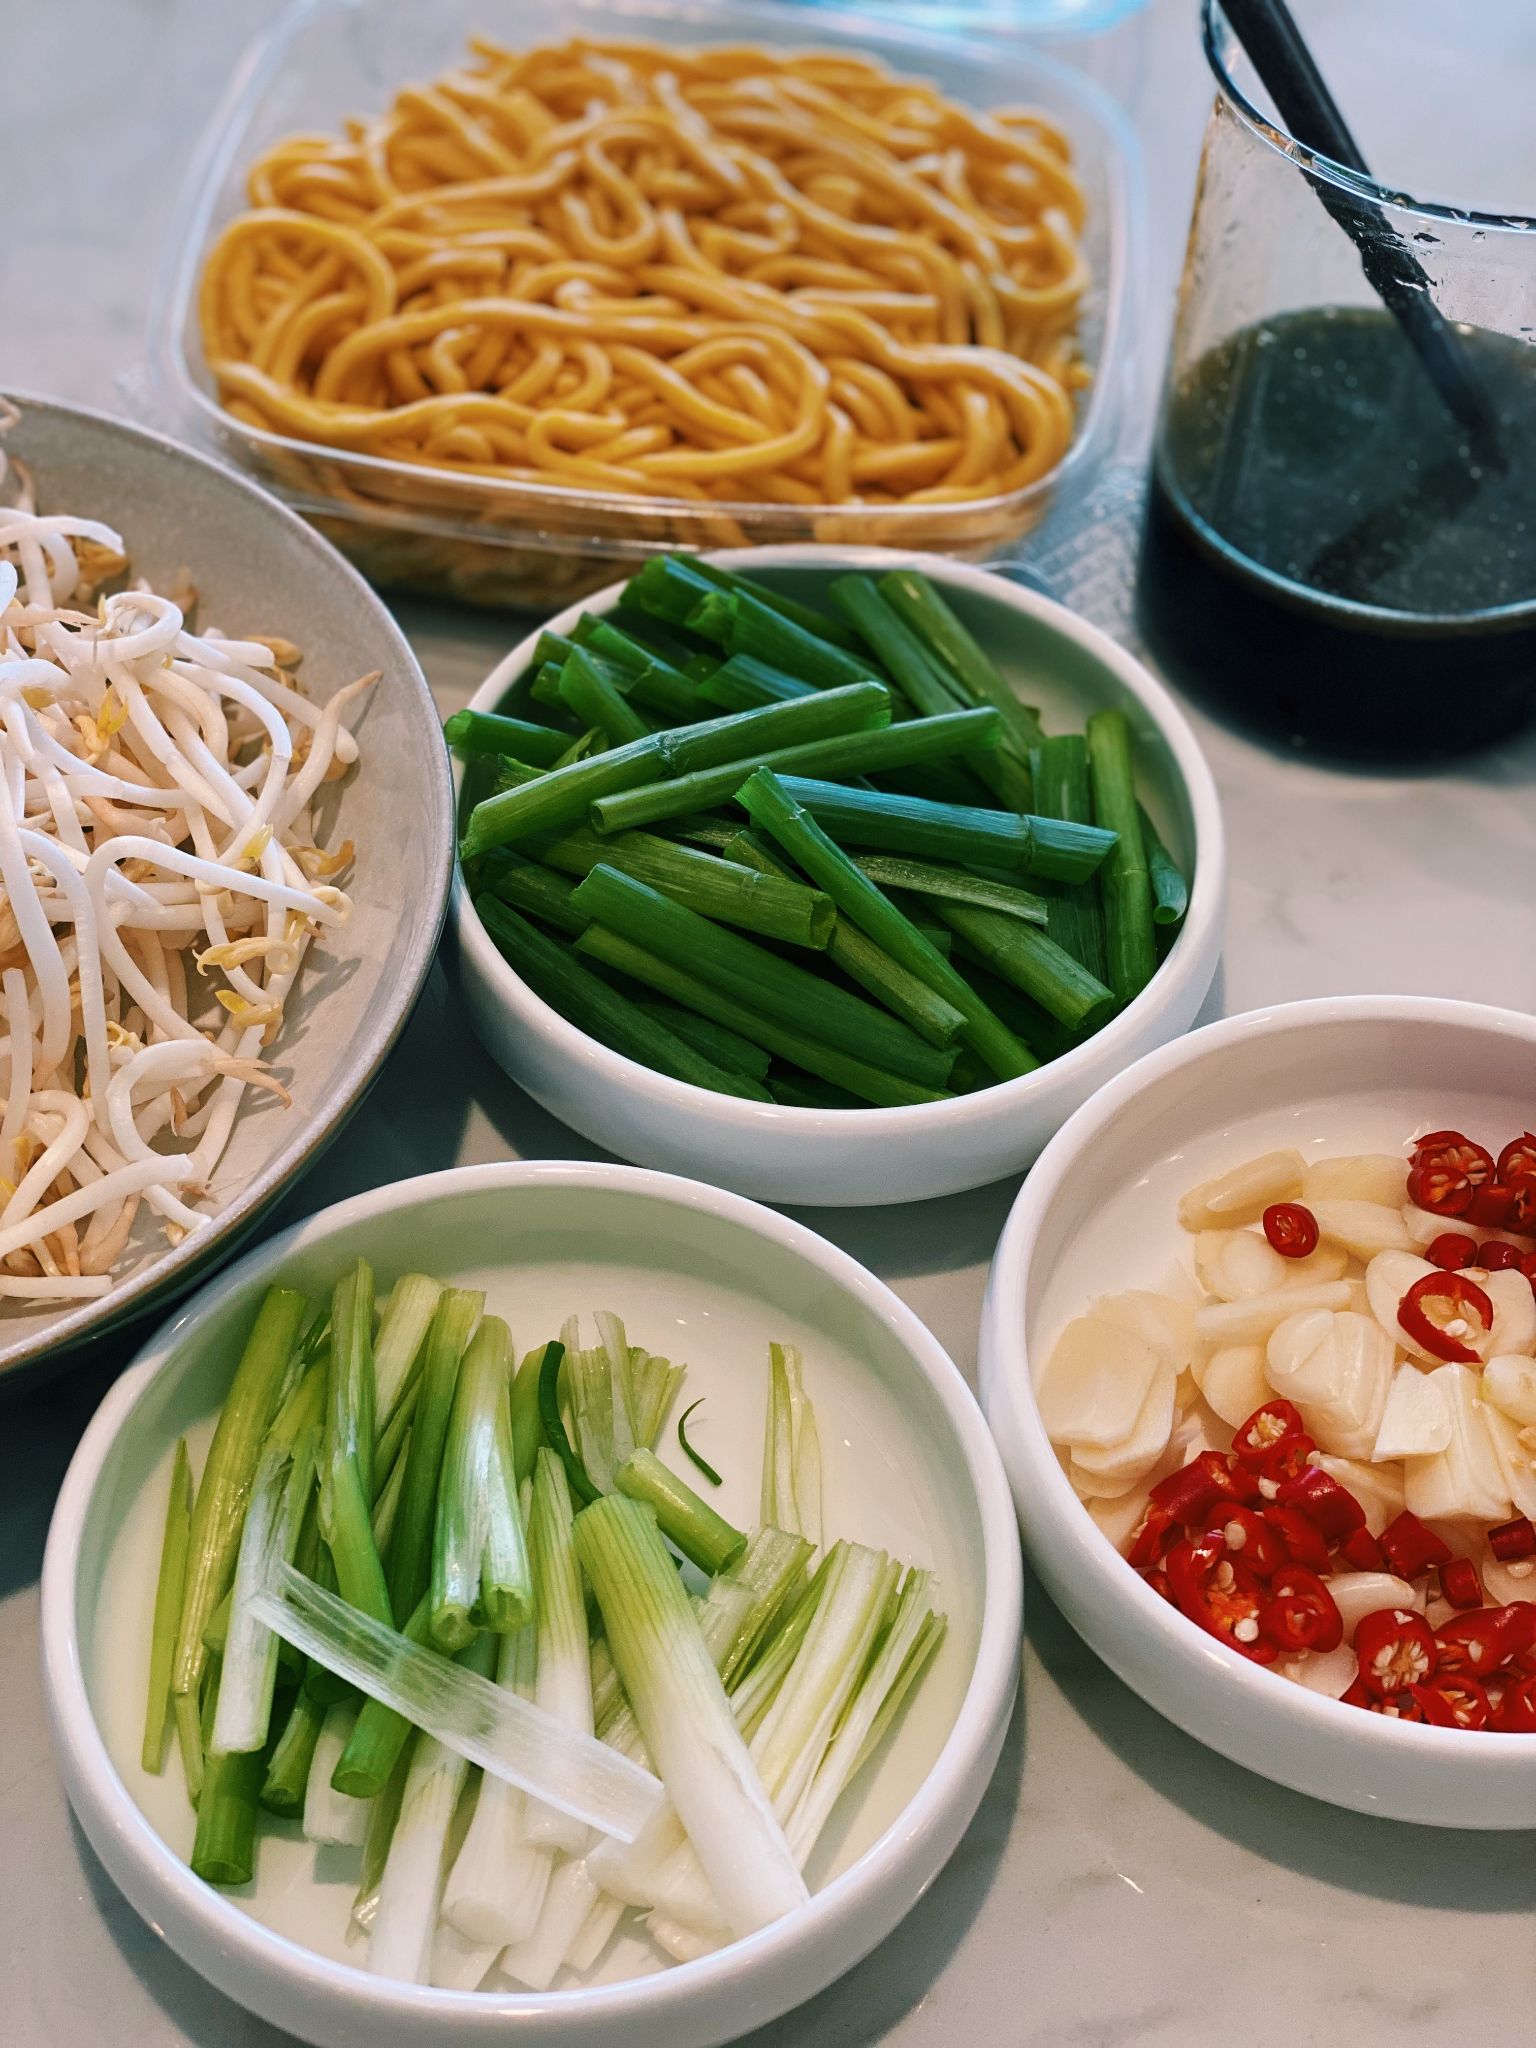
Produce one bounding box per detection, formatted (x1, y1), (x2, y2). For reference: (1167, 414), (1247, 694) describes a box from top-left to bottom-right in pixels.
(209, 1411), (320, 1758)
(573, 1494), (808, 1941)
(373, 1273), (444, 1424)
(499, 1855), (603, 1993)
(439, 1617), (553, 1948)
(524, 1449), (594, 1855)
(368, 1634), (494, 1986)
(563, 1888), (626, 1974)
(626, 1345), (684, 1452)
(251, 1561), (661, 1841)
(639, 1542), (898, 1933)
(586, 1527), (811, 1903)
(785, 1569), (941, 1862)
(303, 1702), (370, 1847)
(594, 1310), (637, 1470)
(563, 1318), (617, 1492)
(432, 1314), (531, 1647)
(647, 1911), (722, 1965)
(760, 1342), (822, 1551)
(429, 1919), (503, 1992)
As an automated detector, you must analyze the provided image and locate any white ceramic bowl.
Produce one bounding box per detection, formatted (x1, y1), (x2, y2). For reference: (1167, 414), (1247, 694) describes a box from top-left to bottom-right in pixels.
(42, 1160), (1022, 2047)
(447, 548), (1224, 1207)
(979, 995), (1536, 1830)
(0, 394), (452, 1384)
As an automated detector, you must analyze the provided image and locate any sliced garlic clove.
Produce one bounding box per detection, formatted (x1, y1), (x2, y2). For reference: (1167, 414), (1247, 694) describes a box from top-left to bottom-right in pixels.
(1177, 1149), (1305, 1231)
(1482, 1269), (1536, 1360)
(1069, 1364), (1179, 1484)
(1327, 1571), (1422, 1640)
(1364, 1249), (1441, 1363)
(1479, 1399), (1536, 1519)
(1197, 1343), (1272, 1428)
(1278, 1240), (1351, 1288)
(1373, 1360), (1452, 1459)
(1265, 1308), (1344, 1402)
(1083, 1485), (1155, 1549)
(1302, 1154), (1409, 1209)
(1035, 1315), (1162, 1451)
(1092, 1289), (1197, 1376)
(1402, 1364), (1511, 1524)
(1069, 1456), (1143, 1502)
(1266, 1309), (1393, 1458)
(1308, 1198), (1412, 1262)
(1281, 1641), (1360, 1699)
(1194, 1280), (1352, 1349)
(1192, 1228), (1289, 1301)
(1483, 1353), (1536, 1426)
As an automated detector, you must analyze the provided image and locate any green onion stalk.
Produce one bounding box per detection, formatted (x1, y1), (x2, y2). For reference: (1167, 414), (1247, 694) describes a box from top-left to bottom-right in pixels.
(431, 1314), (532, 1649)
(738, 771), (1038, 1083)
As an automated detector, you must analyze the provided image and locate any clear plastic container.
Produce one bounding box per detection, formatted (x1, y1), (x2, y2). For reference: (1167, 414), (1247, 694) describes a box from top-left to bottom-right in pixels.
(150, 0), (1143, 609)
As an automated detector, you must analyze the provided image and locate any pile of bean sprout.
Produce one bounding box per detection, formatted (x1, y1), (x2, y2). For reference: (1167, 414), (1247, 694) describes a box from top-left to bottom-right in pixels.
(0, 407), (368, 1303)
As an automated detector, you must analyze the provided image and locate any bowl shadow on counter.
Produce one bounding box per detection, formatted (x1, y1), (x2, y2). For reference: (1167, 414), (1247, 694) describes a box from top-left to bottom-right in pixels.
(66, 1702), (1026, 2048)
(1028, 1582), (1536, 1909)
(71, 1815), (299, 2047)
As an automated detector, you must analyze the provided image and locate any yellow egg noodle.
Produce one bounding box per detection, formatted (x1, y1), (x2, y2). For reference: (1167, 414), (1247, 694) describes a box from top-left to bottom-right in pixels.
(0, 407), (366, 1300)
(198, 37), (1090, 513)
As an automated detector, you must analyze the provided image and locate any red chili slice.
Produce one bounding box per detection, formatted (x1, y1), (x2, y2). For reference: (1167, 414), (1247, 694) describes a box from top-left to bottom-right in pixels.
(1260, 1566), (1344, 1653)
(1165, 1534), (1276, 1662)
(1478, 1240), (1520, 1270)
(1488, 1515), (1536, 1563)
(1493, 1601), (1536, 1666)
(1495, 1133), (1536, 1184)
(1396, 1272), (1493, 1365)
(1520, 1250), (1536, 1285)
(1140, 1566), (1178, 1607)
(1425, 1233), (1478, 1271)
(1148, 1450), (1257, 1523)
(1262, 1201), (1319, 1259)
(1231, 1400), (1309, 1471)
(1465, 1182), (1516, 1230)
(1412, 1676), (1492, 1730)
(1211, 1506), (1290, 1579)
(1379, 1509), (1454, 1578)
(1412, 1129), (1478, 1158)
(1341, 1676), (1425, 1721)
(1354, 1607), (1439, 1694)
(1407, 1135), (1494, 1217)
(1126, 1503), (1177, 1570)
(1504, 1181), (1536, 1231)
(1491, 1671), (1536, 1732)
(1438, 1557), (1483, 1610)
(1263, 1503), (1332, 1571)
(1434, 1608), (1521, 1680)
(1338, 1527), (1387, 1573)
(1275, 1466), (1367, 1540)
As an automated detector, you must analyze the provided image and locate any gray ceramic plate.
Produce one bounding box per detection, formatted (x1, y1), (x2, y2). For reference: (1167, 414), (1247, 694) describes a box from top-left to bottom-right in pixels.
(0, 394), (452, 1384)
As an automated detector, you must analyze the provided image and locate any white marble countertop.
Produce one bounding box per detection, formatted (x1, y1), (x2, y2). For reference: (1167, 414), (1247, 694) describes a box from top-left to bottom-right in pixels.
(4, 3), (1535, 2042)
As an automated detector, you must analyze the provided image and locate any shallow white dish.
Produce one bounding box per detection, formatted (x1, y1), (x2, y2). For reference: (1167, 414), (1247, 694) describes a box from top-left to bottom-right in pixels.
(447, 547), (1225, 1207)
(42, 1159), (1022, 2047)
(979, 995), (1536, 1830)
(0, 393), (452, 1383)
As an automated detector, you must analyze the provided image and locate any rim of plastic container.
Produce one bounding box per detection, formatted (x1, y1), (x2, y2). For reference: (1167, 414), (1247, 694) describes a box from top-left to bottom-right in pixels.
(42, 1157), (1024, 2027)
(150, 0), (1146, 532)
(985, 993), (1536, 1765)
(1203, 0), (1536, 234)
(452, 545), (1226, 1142)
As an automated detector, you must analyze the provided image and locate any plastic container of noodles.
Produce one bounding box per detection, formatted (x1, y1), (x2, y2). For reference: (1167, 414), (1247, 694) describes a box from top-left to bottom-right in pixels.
(149, 0), (1142, 611)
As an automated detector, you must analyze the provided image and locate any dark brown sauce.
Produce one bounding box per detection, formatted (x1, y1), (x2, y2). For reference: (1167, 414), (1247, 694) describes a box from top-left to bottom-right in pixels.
(1137, 307), (1536, 758)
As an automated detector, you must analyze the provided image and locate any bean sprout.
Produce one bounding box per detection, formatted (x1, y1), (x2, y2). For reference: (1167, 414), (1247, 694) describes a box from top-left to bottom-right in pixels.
(0, 415), (367, 1302)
